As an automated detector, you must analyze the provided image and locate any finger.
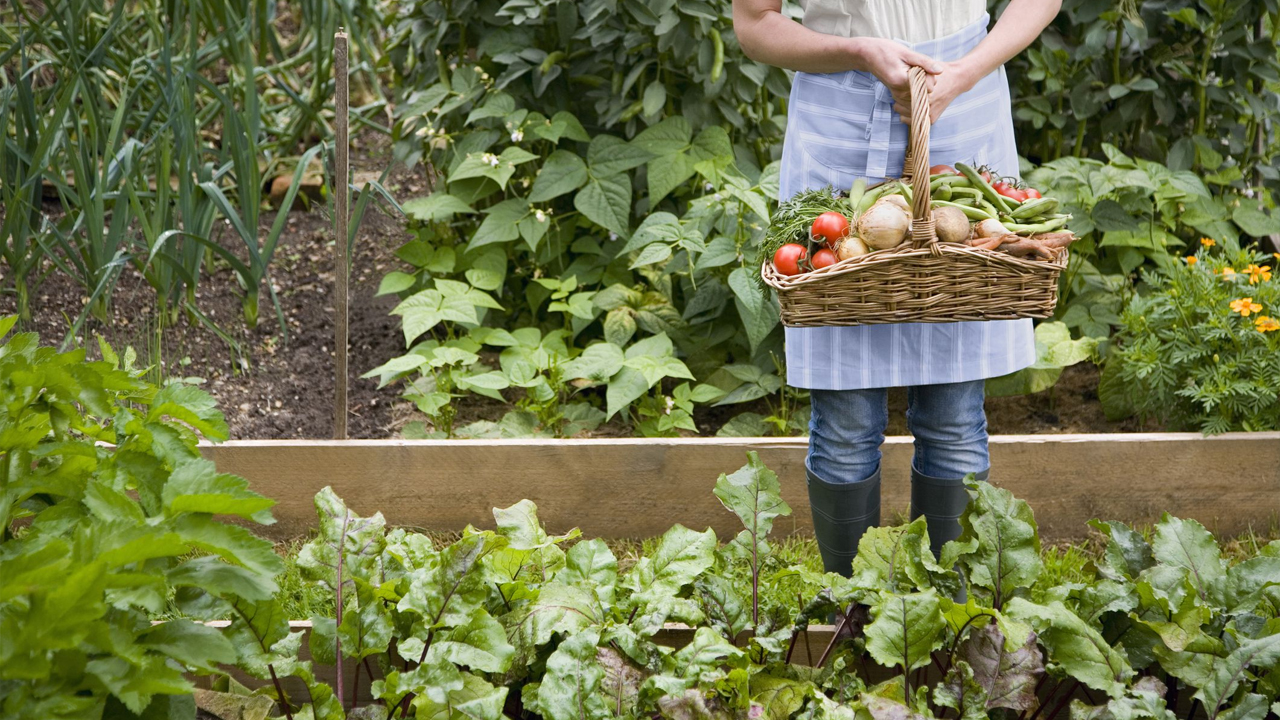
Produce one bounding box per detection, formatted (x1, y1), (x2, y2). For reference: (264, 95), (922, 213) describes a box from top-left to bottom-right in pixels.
(902, 50), (944, 75)
(894, 103), (910, 121)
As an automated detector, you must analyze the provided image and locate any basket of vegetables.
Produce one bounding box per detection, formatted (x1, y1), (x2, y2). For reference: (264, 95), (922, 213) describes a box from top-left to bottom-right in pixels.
(759, 67), (1076, 327)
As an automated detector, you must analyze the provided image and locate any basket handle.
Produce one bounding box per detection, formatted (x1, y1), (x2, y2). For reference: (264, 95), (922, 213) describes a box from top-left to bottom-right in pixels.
(902, 66), (938, 254)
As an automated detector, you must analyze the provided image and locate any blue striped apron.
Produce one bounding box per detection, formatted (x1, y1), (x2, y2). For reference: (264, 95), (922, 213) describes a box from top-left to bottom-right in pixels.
(779, 13), (1036, 390)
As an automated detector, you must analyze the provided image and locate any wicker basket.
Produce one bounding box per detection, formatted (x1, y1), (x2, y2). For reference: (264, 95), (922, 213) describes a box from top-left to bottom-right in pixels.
(761, 67), (1068, 327)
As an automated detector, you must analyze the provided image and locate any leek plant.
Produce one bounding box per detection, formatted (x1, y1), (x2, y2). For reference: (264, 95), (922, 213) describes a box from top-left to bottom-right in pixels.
(0, 0), (392, 337)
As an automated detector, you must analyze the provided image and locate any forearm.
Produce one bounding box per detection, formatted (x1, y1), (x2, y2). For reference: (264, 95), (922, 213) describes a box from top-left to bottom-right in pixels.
(953, 0), (1062, 88)
(731, 2), (860, 74)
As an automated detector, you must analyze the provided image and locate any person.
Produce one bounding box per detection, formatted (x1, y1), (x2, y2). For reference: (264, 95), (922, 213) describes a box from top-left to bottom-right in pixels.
(732, 0), (1062, 574)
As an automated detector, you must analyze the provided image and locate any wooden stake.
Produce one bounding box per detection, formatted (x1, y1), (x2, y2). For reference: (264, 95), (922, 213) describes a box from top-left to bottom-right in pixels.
(333, 29), (350, 440)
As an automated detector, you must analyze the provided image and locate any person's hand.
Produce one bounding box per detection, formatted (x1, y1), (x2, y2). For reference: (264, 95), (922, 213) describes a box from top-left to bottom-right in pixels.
(892, 60), (978, 123)
(855, 37), (943, 112)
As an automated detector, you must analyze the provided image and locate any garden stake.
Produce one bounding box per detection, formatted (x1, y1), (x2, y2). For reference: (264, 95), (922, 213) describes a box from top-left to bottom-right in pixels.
(333, 28), (350, 440)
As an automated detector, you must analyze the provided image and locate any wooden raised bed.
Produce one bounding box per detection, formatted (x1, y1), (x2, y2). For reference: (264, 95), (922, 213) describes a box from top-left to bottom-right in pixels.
(200, 432), (1280, 542)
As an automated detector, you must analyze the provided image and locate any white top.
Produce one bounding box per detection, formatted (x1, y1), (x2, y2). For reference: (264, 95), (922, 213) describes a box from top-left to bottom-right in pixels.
(795, 0), (986, 43)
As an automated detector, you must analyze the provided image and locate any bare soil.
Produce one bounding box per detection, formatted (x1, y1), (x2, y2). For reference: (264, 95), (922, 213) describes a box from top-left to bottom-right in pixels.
(2, 136), (1157, 440)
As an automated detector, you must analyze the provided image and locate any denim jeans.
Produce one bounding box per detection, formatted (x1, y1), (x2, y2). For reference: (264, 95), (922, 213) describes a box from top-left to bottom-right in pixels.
(807, 379), (990, 483)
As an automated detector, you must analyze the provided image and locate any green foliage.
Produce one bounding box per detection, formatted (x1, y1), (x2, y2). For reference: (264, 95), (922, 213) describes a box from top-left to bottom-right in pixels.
(985, 321), (1099, 397)
(227, 453), (1278, 720)
(1101, 245), (1280, 433)
(373, 0), (798, 434)
(1025, 145), (1278, 340)
(1007, 0), (1280, 199)
(0, 319), (281, 719)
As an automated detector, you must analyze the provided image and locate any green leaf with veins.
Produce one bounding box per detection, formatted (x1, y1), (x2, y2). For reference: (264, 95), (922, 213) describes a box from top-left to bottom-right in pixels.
(713, 450), (792, 562)
(865, 589), (946, 674)
(575, 172), (632, 238)
(530, 149), (588, 202)
(1151, 514), (1227, 605)
(952, 480), (1042, 608)
(538, 628), (610, 720)
(1006, 598), (1134, 698)
(934, 660), (988, 720)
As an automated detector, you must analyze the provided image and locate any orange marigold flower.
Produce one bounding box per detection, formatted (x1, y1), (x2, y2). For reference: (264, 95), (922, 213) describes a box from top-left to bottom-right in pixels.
(1245, 264), (1272, 284)
(1230, 298), (1262, 317)
(1219, 267), (1236, 279)
(1256, 316), (1280, 333)
(1200, 238), (1216, 247)
(1185, 256), (1198, 265)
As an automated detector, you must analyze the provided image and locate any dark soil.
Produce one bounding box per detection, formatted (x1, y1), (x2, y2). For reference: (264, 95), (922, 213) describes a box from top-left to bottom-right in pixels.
(2, 133), (1156, 440)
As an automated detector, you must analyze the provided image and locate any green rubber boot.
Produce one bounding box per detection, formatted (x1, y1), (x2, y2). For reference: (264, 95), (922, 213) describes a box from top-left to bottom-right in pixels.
(910, 467), (989, 561)
(807, 466), (881, 577)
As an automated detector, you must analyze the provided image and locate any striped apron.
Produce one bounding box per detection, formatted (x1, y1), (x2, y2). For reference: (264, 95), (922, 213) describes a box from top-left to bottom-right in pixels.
(778, 13), (1036, 390)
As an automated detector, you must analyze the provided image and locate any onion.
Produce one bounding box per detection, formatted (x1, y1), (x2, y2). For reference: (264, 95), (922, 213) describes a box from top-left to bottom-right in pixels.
(835, 236), (870, 261)
(881, 194), (909, 211)
(932, 206), (970, 244)
(974, 218), (1012, 239)
(857, 198), (911, 249)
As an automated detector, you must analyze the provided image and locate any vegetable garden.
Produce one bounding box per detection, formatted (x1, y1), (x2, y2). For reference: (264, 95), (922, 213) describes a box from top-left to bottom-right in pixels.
(2, 0), (1280, 719)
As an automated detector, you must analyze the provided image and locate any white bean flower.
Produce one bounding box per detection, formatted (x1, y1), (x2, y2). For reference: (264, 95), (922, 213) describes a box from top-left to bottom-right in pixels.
(482, 153), (501, 167)
(511, 130), (524, 143)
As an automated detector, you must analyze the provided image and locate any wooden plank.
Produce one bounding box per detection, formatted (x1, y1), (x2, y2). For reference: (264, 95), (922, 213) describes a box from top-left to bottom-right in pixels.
(199, 433), (1280, 542)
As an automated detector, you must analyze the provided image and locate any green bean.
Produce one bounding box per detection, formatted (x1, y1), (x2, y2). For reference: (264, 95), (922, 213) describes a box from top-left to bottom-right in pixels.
(956, 162), (1012, 214)
(932, 200), (994, 221)
(847, 178), (867, 215)
(1010, 197), (1060, 220)
(1004, 215), (1071, 233)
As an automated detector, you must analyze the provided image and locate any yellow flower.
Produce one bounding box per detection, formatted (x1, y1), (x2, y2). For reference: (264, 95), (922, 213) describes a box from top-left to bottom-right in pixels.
(1219, 267), (1236, 279)
(1245, 264), (1272, 284)
(1200, 238), (1216, 248)
(1230, 297), (1262, 317)
(1185, 256), (1198, 265)
(1255, 316), (1280, 333)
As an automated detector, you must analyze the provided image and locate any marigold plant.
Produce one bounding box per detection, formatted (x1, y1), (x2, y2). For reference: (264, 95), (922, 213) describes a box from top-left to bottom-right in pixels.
(1102, 246), (1280, 433)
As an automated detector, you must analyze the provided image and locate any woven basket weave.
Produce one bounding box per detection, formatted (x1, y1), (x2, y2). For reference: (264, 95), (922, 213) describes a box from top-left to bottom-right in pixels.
(761, 67), (1067, 327)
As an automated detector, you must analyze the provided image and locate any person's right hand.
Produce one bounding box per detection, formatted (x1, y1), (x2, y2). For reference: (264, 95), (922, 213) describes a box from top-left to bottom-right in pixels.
(854, 37), (942, 121)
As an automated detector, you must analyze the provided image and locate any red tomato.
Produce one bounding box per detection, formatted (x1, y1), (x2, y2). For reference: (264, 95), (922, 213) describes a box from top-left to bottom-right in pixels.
(979, 171), (992, 183)
(811, 248), (837, 269)
(1024, 188), (1042, 199)
(993, 182), (1028, 202)
(810, 212), (850, 248)
(773, 243), (807, 276)
(929, 164), (957, 176)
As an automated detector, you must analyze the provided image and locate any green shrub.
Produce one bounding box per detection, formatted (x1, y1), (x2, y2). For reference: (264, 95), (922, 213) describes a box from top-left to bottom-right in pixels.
(1007, 0), (1280, 197)
(0, 318), (281, 719)
(1101, 245), (1280, 433)
(373, 0), (796, 436)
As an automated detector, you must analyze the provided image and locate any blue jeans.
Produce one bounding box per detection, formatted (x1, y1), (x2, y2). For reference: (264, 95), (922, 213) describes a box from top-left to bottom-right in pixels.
(807, 380), (990, 483)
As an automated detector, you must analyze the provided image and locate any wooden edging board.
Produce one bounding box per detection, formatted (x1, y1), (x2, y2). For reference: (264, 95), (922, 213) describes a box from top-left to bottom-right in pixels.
(199, 433), (1280, 542)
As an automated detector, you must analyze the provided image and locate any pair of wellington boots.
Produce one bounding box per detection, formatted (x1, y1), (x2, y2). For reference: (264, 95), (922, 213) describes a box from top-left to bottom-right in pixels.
(807, 464), (987, 577)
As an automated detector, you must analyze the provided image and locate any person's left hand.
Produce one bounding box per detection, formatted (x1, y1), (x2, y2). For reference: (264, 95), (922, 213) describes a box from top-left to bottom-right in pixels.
(892, 61), (975, 124)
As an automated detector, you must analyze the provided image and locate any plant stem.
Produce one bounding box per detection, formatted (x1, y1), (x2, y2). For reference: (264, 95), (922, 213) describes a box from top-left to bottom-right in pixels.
(1043, 680), (1080, 720)
(268, 664), (295, 720)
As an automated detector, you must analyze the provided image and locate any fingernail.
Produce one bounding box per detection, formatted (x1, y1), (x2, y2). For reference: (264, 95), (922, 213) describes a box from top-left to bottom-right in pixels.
(932, 64), (943, 73)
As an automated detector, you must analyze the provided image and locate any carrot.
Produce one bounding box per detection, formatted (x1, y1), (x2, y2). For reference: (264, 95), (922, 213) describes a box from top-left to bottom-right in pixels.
(1031, 231), (1077, 249)
(999, 238), (1056, 259)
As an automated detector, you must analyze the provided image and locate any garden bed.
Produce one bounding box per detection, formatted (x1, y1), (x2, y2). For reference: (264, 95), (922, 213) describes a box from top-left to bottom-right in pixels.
(201, 432), (1280, 543)
(4, 193), (1154, 442)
